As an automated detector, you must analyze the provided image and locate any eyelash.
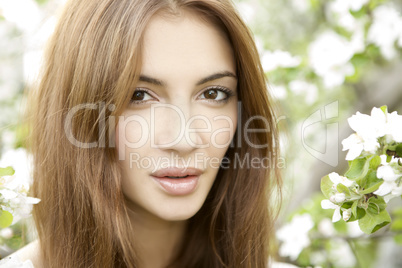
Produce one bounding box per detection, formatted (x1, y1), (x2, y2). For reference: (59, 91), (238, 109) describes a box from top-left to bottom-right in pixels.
(199, 86), (235, 104)
(129, 86), (235, 105)
(130, 88), (156, 104)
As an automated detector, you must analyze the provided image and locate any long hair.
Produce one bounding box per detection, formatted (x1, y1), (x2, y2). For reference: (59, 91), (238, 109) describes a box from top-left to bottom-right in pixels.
(26, 0), (282, 267)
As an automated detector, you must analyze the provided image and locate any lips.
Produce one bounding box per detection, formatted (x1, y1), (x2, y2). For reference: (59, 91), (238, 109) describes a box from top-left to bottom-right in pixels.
(151, 167), (203, 178)
(151, 167), (203, 195)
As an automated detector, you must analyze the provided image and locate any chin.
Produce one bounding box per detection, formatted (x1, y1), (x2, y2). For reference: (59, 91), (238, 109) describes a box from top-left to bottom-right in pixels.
(152, 197), (206, 222)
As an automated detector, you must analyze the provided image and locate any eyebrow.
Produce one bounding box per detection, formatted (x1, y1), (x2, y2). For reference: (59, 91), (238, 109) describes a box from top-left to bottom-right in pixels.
(138, 71), (237, 87)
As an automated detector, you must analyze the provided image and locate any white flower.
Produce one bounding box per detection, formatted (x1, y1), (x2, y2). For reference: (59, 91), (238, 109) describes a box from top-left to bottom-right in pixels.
(234, 2), (256, 24)
(341, 134), (362, 160)
(327, 0), (368, 32)
(329, 239), (357, 267)
(0, 227), (14, 239)
(341, 108), (390, 160)
(367, 5), (402, 60)
(373, 154), (402, 199)
(384, 185), (402, 203)
(321, 199), (342, 222)
(276, 214), (314, 260)
(377, 165), (400, 182)
(374, 164), (401, 197)
(348, 109), (386, 138)
(261, 50), (301, 72)
(0, 189), (18, 199)
(291, 0), (310, 13)
(288, 80), (318, 104)
(6, 195), (40, 224)
(0, 0), (41, 33)
(369, 107), (388, 137)
(318, 218), (336, 237)
(0, 148), (33, 190)
(347, 221), (364, 238)
(330, 192), (346, 203)
(0, 255), (34, 268)
(329, 0), (369, 13)
(328, 172), (354, 188)
(0, 149), (40, 224)
(308, 31), (357, 88)
(270, 84), (287, 100)
(342, 208), (352, 221)
(387, 111), (402, 142)
(343, 108), (402, 160)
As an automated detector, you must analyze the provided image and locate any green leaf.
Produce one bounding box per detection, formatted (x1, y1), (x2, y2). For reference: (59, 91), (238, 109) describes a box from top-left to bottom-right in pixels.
(396, 144), (402, 158)
(320, 175), (333, 199)
(380, 105), (388, 114)
(367, 202), (381, 215)
(369, 155), (381, 170)
(365, 170), (382, 188)
(345, 157), (369, 183)
(394, 234), (402, 245)
(390, 219), (402, 231)
(341, 202), (353, 209)
(35, 0), (49, 5)
(0, 210), (13, 228)
(0, 167), (15, 177)
(356, 207), (366, 220)
(337, 183), (351, 196)
(348, 205), (366, 222)
(359, 209), (391, 234)
(368, 196), (387, 211)
(360, 181), (383, 195)
(352, 201), (358, 217)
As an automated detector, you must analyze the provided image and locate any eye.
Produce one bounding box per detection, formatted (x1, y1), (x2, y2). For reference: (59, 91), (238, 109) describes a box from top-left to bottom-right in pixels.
(130, 89), (156, 103)
(199, 86), (234, 102)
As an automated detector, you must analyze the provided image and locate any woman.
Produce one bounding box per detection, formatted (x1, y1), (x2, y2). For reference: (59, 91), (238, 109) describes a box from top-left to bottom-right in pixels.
(10, 0), (282, 267)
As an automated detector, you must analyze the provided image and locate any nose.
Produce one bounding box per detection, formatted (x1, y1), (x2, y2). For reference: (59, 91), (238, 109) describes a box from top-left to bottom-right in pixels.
(151, 103), (205, 154)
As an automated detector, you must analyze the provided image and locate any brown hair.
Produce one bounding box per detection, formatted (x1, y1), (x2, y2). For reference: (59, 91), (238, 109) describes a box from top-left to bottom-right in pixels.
(26, 0), (282, 267)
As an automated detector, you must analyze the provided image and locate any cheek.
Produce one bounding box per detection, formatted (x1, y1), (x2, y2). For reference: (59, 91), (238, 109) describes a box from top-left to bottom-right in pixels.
(209, 103), (238, 148)
(209, 117), (236, 148)
(115, 112), (150, 156)
(123, 120), (146, 143)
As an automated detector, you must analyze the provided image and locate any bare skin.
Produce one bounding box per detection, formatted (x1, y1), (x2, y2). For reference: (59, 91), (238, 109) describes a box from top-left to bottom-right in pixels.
(8, 10), (237, 268)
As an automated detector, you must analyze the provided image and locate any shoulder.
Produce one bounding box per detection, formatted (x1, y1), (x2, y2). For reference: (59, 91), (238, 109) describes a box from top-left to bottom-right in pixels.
(0, 240), (43, 268)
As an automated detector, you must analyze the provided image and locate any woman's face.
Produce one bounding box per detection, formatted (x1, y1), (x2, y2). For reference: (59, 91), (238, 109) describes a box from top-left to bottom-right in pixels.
(116, 11), (238, 222)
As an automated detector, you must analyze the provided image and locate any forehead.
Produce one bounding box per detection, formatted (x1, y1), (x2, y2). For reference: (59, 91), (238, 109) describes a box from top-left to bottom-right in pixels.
(140, 11), (236, 82)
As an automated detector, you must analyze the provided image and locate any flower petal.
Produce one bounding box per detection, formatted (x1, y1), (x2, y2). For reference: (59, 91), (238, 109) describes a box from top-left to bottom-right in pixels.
(0, 189), (18, 199)
(332, 207), (342, 222)
(340, 176), (354, 187)
(342, 134), (360, 151)
(333, 193), (346, 203)
(345, 143), (364, 160)
(321, 199), (338, 209)
(328, 172), (341, 185)
(377, 166), (399, 181)
(374, 182), (395, 196)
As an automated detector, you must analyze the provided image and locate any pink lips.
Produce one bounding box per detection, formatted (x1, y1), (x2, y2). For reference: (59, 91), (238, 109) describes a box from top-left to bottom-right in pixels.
(151, 167), (202, 195)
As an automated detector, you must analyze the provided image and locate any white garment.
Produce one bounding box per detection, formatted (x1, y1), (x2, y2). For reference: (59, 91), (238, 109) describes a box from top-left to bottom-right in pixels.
(0, 255), (34, 268)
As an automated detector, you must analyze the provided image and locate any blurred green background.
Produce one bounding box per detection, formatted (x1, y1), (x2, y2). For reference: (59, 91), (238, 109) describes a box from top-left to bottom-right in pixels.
(1, 0), (402, 267)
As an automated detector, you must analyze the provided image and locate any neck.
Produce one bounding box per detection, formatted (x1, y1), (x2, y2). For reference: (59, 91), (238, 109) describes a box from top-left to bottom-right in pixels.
(127, 207), (187, 268)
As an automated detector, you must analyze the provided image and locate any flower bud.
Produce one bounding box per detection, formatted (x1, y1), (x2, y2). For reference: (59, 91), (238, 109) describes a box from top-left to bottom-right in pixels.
(343, 208), (352, 221)
(330, 193), (346, 203)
